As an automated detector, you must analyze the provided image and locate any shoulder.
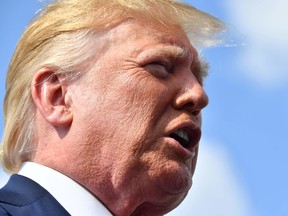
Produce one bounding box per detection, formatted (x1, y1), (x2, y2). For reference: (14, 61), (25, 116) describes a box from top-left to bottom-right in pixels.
(0, 174), (70, 216)
(0, 174), (46, 215)
(0, 174), (48, 205)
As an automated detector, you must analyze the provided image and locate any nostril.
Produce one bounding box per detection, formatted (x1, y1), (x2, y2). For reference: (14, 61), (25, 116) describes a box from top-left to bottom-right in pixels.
(181, 102), (204, 117)
(182, 102), (198, 116)
(172, 84), (209, 114)
(192, 110), (201, 117)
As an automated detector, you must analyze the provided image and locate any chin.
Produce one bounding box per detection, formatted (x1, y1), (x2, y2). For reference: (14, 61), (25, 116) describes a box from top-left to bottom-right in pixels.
(156, 161), (193, 195)
(131, 193), (188, 216)
(159, 172), (192, 195)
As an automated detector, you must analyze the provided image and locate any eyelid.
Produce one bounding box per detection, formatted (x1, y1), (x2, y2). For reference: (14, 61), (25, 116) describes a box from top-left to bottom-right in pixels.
(145, 54), (175, 73)
(152, 59), (171, 69)
(143, 59), (174, 79)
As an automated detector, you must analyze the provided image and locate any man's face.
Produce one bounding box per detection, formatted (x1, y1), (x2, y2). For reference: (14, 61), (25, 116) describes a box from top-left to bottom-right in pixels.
(67, 20), (208, 213)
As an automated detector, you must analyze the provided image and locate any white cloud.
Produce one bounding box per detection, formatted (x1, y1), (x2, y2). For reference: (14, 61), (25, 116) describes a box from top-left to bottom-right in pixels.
(223, 0), (288, 87)
(168, 140), (254, 216)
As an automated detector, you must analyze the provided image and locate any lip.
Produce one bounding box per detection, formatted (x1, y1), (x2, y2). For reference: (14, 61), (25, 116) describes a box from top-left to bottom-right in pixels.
(164, 121), (201, 158)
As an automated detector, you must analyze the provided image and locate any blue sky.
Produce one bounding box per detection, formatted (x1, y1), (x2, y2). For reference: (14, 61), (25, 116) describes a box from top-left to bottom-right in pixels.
(1, 1), (288, 215)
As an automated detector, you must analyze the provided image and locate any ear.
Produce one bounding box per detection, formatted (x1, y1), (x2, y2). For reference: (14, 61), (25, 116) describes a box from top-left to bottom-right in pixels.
(31, 67), (73, 127)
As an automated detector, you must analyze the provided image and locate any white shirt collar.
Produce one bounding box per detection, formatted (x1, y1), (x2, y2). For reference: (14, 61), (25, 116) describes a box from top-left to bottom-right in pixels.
(18, 162), (113, 216)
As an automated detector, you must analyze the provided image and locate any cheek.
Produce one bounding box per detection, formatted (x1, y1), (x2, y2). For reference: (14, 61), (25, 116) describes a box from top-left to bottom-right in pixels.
(100, 75), (169, 127)
(118, 76), (172, 119)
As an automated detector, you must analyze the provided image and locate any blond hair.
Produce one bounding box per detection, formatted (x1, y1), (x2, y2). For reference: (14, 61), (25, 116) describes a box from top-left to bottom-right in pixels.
(1, 0), (224, 173)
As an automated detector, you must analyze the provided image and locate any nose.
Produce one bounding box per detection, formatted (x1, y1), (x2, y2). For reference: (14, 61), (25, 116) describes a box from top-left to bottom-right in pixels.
(173, 78), (209, 116)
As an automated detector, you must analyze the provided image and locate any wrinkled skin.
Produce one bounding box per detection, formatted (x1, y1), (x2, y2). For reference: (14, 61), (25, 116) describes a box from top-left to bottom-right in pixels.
(35, 19), (209, 215)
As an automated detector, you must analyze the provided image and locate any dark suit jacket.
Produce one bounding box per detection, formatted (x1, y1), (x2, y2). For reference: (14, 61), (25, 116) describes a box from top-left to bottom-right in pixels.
(0, 174), (70, 216)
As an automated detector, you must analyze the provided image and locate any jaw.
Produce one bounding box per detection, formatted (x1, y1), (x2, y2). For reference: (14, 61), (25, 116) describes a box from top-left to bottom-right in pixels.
(95, 157), (192, 216)
(108, 188), (188, 216)
(129, 190), (188, 216)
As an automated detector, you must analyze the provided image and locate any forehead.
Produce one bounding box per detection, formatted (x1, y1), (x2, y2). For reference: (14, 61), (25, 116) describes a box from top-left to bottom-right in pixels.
(103, 19), (198, 60)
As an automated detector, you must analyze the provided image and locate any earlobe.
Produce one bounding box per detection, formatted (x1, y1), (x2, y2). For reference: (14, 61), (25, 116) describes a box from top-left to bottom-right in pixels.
(31, 67), (73, 127)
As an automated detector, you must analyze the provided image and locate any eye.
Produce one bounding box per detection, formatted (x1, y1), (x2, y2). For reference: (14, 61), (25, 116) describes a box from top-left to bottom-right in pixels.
(145, 61), (172, 79)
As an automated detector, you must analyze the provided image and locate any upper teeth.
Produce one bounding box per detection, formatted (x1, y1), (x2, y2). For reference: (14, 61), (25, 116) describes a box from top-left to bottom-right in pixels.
(174, 129), (189, 143)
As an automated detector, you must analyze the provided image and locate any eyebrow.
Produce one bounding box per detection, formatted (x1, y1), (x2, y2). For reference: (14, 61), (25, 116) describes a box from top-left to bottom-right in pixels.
(135, 45), (188, 62)
(199, 59), (209, 78)
(188, 59), (209, 87)
(168, 47), (210, 79)
(168, 47), (210, 80)
(156, 46), (187, 59)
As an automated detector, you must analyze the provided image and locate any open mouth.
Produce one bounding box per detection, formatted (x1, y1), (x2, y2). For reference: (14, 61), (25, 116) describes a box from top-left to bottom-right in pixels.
(169, 129), (191, 149)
